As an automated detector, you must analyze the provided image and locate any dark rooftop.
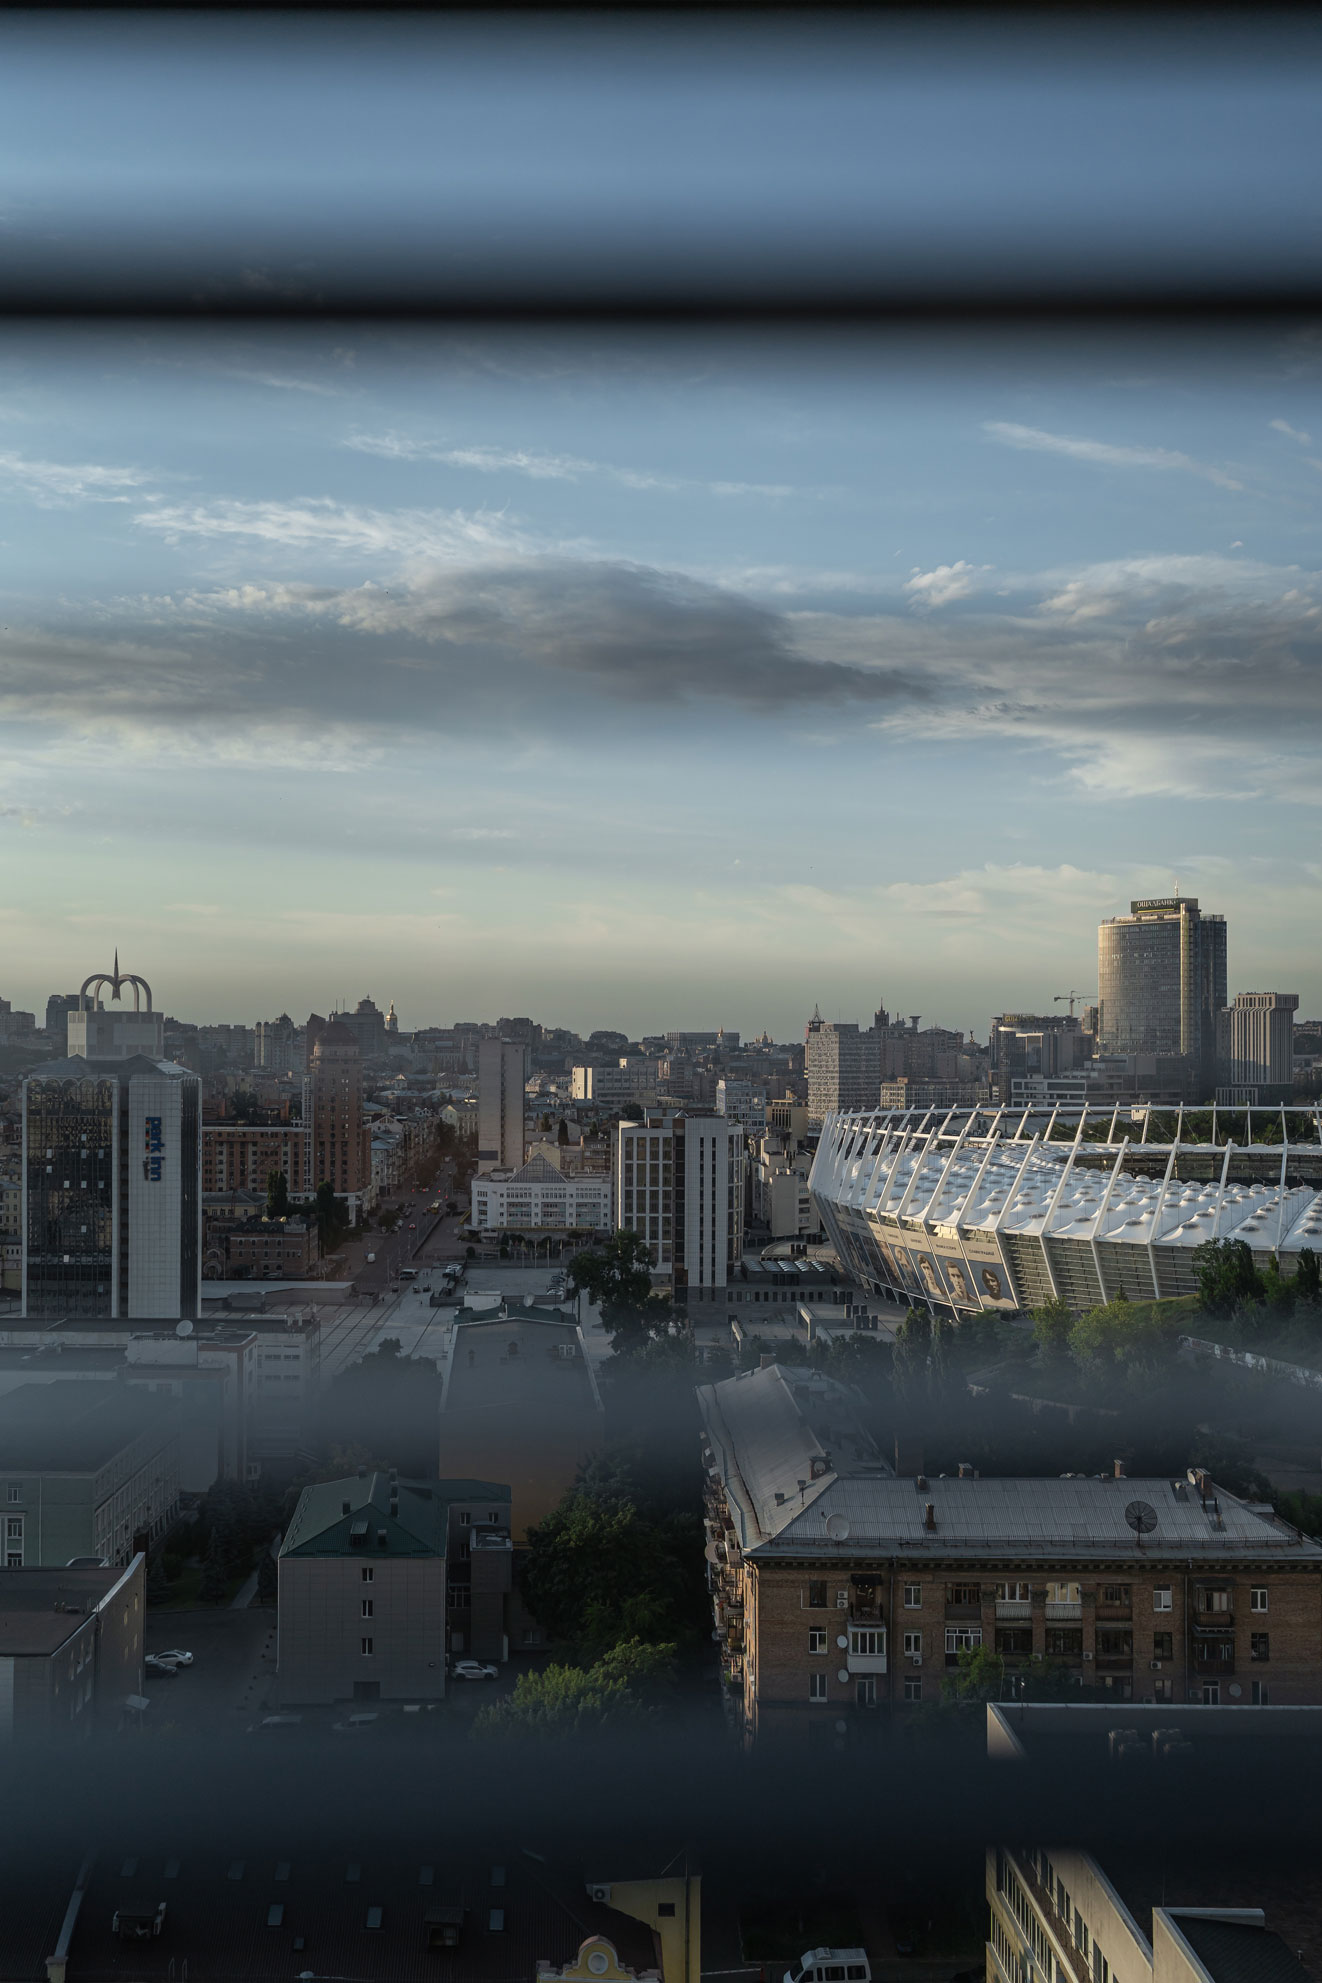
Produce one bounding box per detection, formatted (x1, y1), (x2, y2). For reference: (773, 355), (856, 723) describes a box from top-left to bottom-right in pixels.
(0, 1564), (135, 1657)
(1175, 1916), (1317, 1983)
(280, 1475), (510, 1560)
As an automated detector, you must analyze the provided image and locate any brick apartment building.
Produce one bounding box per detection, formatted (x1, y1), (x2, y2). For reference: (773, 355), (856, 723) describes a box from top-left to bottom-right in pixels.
(697, 1363), (1322, 1738)
(201, 1122), (312, 1196)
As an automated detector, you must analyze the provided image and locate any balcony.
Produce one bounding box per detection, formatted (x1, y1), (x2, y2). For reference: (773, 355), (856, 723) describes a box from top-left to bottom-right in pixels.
(846, 1653), (888, 1675)
(995, 1599), (1032, 1622)
(1045, 1601), (1082, 1621)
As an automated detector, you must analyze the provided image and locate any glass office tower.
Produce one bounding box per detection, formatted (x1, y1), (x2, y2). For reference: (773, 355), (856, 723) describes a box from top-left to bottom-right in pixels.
(1097, 897), (1227, 1076)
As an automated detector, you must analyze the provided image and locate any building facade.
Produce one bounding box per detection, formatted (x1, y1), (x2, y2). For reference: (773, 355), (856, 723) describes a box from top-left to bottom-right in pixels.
(306, 1016), (371, 1214)
(1098, 898), (1227, 1081)
(698, 1364), (1322, 1738)
(805, 1012), (881, 1126)
(1225, 993), (1298, 1095)
(201, 1121), (312, 1196)
(615, 1112), (745, 1294)
(0, 1557), (145, 1743)
(471, 1156), (611, 1233)
(810, 1106), (1322, 1318)
(716, 1080), (767, 1133)
(23, 1053), (202, 1321)
(277, 1472), (512, 1703)
(0, 1383), (179, 1567)
(478, 1038), (530, 1175)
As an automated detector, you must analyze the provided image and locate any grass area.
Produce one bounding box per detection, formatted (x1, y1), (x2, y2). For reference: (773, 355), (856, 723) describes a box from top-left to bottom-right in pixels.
(740, 1895), (866, 1962)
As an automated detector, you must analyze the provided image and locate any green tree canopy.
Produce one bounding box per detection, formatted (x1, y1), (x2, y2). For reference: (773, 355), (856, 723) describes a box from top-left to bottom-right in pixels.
(471, 1637), (676, 1741)
(265, 1168), (290, 1221)
(566, 1230), (664, 1347)
(1193, 1238), (1265, 1317)
(520, 1478), (702, 1656)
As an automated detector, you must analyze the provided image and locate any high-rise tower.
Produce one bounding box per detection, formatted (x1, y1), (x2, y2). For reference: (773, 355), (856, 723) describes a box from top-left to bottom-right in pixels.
(1097, 896), (1227, 1080)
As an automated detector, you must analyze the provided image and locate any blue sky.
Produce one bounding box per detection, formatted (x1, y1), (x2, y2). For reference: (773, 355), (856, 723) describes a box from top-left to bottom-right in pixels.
(1, 21), (1321, 1036)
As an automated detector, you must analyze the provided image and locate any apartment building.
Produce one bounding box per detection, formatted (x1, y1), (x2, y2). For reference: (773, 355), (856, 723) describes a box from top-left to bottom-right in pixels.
(201, 1122), (312, 1195)
(277, 1471), (512, 1704)
(697, 1363), (1322, 1738)
(471, 1155), (611, 1233)
(615, 1112), (744, 1297)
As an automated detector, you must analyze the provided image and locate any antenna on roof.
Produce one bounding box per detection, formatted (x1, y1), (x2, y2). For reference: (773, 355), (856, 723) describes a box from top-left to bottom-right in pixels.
(1124, 1500), (1159, 1548)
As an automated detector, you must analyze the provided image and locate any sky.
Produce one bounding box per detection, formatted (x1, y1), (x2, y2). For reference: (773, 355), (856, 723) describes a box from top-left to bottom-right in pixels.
(1, 19), (1321, 1039)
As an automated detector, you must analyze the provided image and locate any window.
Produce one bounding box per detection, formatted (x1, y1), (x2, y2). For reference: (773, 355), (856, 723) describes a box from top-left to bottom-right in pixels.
(1047, 1582), (1081, 1604)
(1153, 1586), (1172, 1611)
(361, 1567), (374, 1583)
(1199, 1588), (1231, 1613)
(946, 1583), (981, 1606)
(1250, 1587), (1269, 1613)
(1046, 1628), (1082, 1657)
(995, 1581), (1031, 1601)
(362, 1599), (374, 1618)
(1153, 1632), (1173, 1660)
(945, 1626), (983, 1654)
(366, 1906), (384, 1930)
(459, 1512), (470, 1525)
(903, 1630), (922, 1656)
(903, 1583), (922, 1608)
(1203, 1683), (1220, 1704)
(267, 1905), (285, 1928)
(657, 1903), (675, 1918)
(1252, 1681), (1270, 1706)
(1153, 1678), (1173, 1702)
(5, 1486), (19, 1504)
(904, 1675), (922, 1701)
(849, 1627), (885, 1658)
(361, 1637), (374, 1655)
(489, 1909), (506, 1932)
(807, 1581), (827, 1608)
(1251, 1633), (1270, 1661)
(1101, 1585), (1130, 1606)
(856, 1676), (877, 1707)
(809, 1672), (828, 1702)
(808, 1628), (827, 1654)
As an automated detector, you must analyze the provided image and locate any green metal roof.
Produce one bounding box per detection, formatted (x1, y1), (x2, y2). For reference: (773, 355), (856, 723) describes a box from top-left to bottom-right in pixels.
(279, 1475), (510, 1559)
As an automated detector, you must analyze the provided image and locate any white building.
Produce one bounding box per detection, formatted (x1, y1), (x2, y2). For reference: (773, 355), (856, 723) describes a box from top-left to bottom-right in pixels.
(811, 1103), (1322, 1317)
(471, 1154), (611, 1232)
(477, 1038), (529, 1175)
(570, 1060), (660, 1104)
(716, 1079), (767, 1133)
(615, 1111), (745, 1298)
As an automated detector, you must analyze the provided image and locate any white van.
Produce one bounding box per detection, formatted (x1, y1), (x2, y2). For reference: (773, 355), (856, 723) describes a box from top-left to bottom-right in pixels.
(399, 1267), (417, 1280)
(784, 1951), (871, 1983)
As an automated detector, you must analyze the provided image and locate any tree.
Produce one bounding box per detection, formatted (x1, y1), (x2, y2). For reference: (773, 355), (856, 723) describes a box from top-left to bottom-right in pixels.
(1295, 1249), (1320, 1302)
(1194, 1239), (1265, 1317)
(557, 1118), (570, 1147)
(265, 1168), (290, 1221)
(566, 1230), (663, 1347)
(471, 1637), (675, 1740)
(1031, 1296), (1074, 1364)
(314, 1180), (347, 1248)
(520, 1466), (706, 1657)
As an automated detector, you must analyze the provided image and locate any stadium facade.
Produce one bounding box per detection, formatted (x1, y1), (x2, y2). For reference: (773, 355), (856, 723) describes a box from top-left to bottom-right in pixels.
(809, 1104), (1322, 1318)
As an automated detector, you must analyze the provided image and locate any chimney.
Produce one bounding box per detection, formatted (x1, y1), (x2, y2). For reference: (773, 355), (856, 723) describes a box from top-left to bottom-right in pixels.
(923, 1502), (937, 1531)
(1114, 1459), (1126, 1479)
(957, 1463), (972, 1479)
(915, 1474), (929, 1491)
(342, 1499), (351, 1515)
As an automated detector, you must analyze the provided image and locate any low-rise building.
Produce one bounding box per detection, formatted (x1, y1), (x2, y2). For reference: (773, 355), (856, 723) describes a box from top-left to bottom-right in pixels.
(222, 1214), (319, 1281)
(471, 1155), (611, 1234)
(277, 1471), (512, 1704)
(698, 1362), (1322, 1739)
(0, 1383), (179, 1567)
(0, 1556), (145, 1742)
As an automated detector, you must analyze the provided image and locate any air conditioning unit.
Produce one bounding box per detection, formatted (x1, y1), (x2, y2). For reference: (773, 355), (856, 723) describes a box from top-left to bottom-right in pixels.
(1150, 1660), (1163, 1671)
(910, 1654), (922, 1667)
(589, 1886), (612, 1904)
(1083, 1651), (1094, 1661)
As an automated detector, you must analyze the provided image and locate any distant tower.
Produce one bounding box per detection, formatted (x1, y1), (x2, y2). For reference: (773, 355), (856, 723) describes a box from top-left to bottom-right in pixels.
(307, 1015), (370, 1210)
(67, 954), (164, 1061)
(385, 1001), (399, 1036)
(477, 1039), (529, 1174)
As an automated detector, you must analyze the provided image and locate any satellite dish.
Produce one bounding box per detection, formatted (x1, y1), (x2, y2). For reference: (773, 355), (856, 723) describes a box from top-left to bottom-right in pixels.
(825, 1513), (851, 1541)
(175, 1320), (194, 1338)
(1124, 1499), (1159, 1545)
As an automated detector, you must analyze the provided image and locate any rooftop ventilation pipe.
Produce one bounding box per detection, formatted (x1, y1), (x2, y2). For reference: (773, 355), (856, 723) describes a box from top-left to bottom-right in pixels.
(924, 1502), (937, 1531)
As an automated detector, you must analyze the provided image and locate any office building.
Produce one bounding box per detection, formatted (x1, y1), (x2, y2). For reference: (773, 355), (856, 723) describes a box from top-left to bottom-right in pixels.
(478, 1038), (529, 1174)
(989, 1013), (1094, 1104)
(805, 1011), (882, 1125)
(1223, 992), (1298, 1099)
(810, 1105), (1322, 1316)
(698, 1362), (1322, 1737)
(66, 958), (166, 1061)
(716, 1079), (767, 1133)
(306, 1014), (370, 1215)
(0, 1557), (145, 1743)
(570, 1060), (661, 1105)
(1098, 898), (1227, 1082)
(615, 1112), (745, 1296)
(254, 1011), (305, 1075)
(276, 1472), (512, 1703)
(23, 1046), (202, 1320)
(470, 1155), (611, 1234)
(0, 1383), (179, 1567)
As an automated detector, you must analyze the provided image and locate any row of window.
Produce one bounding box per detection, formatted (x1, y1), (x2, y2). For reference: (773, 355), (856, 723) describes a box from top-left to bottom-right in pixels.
(802, 1581), (1273, 1612)
(806, 1628), (886, 1655)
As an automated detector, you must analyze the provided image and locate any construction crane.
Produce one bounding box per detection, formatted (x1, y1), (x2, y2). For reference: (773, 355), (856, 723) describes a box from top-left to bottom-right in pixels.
(1054, 990), (1095, 1018)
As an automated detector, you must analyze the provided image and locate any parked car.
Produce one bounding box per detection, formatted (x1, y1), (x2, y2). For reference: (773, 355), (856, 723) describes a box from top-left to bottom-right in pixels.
(253, 1714), (303, 1730)
(144, 1654), (180, 1676)
(450, 1659), (498, 1681)
(332, 1712), (380, 1732)
(156, 1648), (193, 1666)
(784, 1952), (872, 1983)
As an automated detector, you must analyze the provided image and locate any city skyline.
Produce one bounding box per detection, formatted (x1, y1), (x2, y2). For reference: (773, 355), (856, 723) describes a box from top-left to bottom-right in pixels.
(3, 20), (1322, 1032)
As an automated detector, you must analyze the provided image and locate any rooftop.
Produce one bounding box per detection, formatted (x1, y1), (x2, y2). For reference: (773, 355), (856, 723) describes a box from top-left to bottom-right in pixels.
(280, 1474), (509, 1560)
(440, 1315), (603, 1419)
(0, 1562), (136, 1656)
(697, 1362), (890, 1547)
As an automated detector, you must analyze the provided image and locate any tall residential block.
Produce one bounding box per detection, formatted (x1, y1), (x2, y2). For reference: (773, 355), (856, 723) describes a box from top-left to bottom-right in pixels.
(615, 1111), (744, 1299)
(805, 1009), (882, 1125)
(1098, 897), (1227, 1080)
(306, 1014), (370, 1211)
(477, 1038), (529, 1174)
(1227, 992), (1298, 1090)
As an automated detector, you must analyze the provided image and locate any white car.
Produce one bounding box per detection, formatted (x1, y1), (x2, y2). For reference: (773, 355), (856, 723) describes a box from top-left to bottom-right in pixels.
(156, 1648), (193, 1666)
(450, 1659), (498, 1681)
(144, 1654), (180, 1677)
